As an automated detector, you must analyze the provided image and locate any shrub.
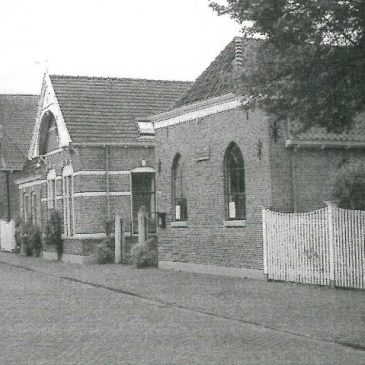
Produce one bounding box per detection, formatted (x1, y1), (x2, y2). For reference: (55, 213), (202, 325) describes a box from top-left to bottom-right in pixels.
(28, 225), (42, 257)
(130, 239), (158, 268)
(44, 210), (63, 260)
(94, 238), (114, 264)
(333, 161), (365, 210)
(14, 218), (42, 256)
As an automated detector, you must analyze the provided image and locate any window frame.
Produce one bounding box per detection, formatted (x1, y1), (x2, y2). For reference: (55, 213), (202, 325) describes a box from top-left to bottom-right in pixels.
(62, 165), (74, 237)
(171, 154), (188, 222)
(224, 142), (246, 221)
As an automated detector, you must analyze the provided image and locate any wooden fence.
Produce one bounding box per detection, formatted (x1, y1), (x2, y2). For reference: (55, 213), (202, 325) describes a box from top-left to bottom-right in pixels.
(0, 220), (16, 252)
(262, 202), (365, 289)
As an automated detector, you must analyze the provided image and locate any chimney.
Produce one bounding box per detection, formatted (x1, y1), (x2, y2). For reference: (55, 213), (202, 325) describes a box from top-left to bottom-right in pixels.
(232, 37), (243, 70)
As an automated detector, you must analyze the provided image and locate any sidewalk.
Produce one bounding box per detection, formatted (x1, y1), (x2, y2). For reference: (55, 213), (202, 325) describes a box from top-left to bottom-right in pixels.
(1, 251), (364, 350)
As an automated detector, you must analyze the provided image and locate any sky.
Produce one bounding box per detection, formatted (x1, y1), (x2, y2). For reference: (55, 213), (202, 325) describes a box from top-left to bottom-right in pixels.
(0, 0), (241, 94)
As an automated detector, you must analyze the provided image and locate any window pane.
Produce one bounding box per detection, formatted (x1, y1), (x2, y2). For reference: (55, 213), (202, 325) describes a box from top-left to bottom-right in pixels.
(225, 144), (245, 220)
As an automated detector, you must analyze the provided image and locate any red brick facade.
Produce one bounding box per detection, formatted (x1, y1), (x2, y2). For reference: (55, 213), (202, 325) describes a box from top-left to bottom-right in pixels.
(154, 105), (365, 271)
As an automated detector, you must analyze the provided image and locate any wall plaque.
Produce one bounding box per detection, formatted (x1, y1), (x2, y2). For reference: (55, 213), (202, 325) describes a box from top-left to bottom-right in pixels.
(195, 145), (210, 161)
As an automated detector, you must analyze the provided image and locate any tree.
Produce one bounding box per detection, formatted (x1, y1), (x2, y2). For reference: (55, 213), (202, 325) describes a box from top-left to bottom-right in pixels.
(209, 0), (365, 132)
(333, 161), (365, 210)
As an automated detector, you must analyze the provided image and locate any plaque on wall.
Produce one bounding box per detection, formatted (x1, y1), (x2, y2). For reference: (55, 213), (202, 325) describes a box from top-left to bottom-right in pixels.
(195, 145), (210, 161)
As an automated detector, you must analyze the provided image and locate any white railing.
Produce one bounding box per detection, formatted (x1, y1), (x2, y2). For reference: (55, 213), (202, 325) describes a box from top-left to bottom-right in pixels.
(262, 202), (365, 289)
(0, 220), (16, 252)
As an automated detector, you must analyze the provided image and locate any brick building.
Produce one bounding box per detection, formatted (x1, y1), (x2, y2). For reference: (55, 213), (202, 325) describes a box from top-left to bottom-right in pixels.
(151, 37), (365, 278)
(0, 95), (38, 220)
(16, 73), (191, 263)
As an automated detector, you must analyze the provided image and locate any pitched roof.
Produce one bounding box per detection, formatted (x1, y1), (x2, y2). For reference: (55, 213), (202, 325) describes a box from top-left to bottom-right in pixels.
(174, 37), (261, 108)
(174, 36), (365, 145)
(49, 75), (192, 144)
(287, 114), (365, 144)
(0, 95), (38, 170)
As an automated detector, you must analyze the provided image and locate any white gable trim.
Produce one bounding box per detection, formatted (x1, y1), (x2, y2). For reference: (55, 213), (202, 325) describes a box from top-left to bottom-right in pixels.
(152, 94), (242, 130)
(28, 73), (72, 159)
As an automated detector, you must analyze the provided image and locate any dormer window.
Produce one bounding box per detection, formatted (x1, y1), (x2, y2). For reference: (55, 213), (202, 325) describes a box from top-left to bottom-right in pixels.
(137, 119), (155, 138)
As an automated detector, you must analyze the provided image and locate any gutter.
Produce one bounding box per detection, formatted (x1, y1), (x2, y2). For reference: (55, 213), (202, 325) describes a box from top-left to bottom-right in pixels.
(285, 139), (365, 149)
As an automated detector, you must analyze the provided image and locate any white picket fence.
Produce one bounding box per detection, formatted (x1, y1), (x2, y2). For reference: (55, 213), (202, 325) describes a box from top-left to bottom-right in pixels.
(0, 220), (16, 252)
(262, 202), (365, 289)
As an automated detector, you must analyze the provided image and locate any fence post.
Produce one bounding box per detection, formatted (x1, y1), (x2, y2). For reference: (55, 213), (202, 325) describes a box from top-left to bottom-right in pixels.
(325, 201), (338, 288)
(115, 215), (121, 264)
(138, 206), (147, 245)
(262, 207), (269, 280)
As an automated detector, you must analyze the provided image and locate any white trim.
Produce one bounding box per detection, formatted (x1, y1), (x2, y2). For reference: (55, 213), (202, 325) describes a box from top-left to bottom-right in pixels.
(29, 73), (72, 159)
(224, 220), (246, 227)
(158, 261), (265, 280)
(73, 191), (131, 198)
(68, 233), (107, 239)
(44, 148), (64, 157)
(131, 167), (155, 173)
(18, 179), (46, 190)
(153, 94), (242, 130)
(47, 169), (56, 180)
(170, 221), (188, 228)
(73, 170), (131, 177)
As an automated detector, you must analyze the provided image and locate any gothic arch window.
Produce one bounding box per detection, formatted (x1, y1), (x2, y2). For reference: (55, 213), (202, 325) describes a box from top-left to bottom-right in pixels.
(172, 154), (188, 221)
(39, 111), (59, 155)
(224, 142), (246, 220)
(62, 165), (74, 237)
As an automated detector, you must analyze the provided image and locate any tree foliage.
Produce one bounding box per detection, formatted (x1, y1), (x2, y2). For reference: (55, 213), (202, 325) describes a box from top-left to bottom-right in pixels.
(210, 0), (365, 131)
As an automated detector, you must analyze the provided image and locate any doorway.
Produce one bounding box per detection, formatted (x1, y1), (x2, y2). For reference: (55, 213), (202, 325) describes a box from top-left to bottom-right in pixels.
(131, 172), (156, 234)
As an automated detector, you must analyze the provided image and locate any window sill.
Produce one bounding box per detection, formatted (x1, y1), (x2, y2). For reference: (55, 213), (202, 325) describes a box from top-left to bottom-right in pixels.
(224, 220), (246, 228)
(171, 221), (188, 228)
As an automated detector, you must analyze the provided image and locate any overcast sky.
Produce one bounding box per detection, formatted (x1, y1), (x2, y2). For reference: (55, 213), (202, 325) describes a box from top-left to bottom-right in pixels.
(0, 0), (241, 94)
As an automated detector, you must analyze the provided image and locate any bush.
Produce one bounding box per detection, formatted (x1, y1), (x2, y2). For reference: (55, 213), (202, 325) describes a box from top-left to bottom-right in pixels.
(44, 210), (63, 260)
(94, 238), (114, 264)
(14, 218), (41, 256)
(130, 239), (158, 268)
(333, 161), (365, 210)
(28, 225), (42, 257)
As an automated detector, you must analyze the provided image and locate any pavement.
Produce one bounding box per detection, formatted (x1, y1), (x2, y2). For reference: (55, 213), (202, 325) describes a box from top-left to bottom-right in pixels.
(0, 251), (365, 364)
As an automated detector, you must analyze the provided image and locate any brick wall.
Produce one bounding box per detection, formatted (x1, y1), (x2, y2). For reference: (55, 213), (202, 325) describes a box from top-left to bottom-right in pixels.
(155, 108), (272, 270)
(17, 145), (155, 256)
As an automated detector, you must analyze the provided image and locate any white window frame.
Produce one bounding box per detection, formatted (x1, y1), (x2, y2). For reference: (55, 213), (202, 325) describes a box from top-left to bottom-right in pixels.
(62, 165), (74, 237)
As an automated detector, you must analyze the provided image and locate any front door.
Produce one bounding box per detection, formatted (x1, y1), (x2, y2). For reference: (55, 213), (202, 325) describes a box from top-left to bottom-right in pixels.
(131, 172), (156, 234)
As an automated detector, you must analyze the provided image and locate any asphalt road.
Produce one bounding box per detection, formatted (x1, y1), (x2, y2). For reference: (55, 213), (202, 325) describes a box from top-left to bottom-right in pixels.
(1, 263), (365, 365)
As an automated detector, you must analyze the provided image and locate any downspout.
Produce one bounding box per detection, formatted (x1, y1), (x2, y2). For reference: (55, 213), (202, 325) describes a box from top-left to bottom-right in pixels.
(290, 149), (297, 212)
(6, 170), (11, 221)
(105, 146), (111, 221)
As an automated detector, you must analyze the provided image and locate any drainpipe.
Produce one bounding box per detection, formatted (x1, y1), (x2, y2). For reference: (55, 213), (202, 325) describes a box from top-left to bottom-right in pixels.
(105, 146), (111, 221)
(6, 170), (11, 221)
(290, 149), (297, 212)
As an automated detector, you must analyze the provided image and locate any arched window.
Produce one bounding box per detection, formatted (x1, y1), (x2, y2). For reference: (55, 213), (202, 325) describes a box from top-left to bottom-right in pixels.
(62, 165), (74, 237)
(47, 169), (57, 210)
(31, 192), (37, 225)
(172, 154), (188, 221)
(224, 143), (246, 220)
(39, 111), (59, 155)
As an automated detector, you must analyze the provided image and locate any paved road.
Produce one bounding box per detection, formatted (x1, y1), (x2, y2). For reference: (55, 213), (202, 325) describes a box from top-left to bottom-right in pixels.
(1, 262), (365, 364)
